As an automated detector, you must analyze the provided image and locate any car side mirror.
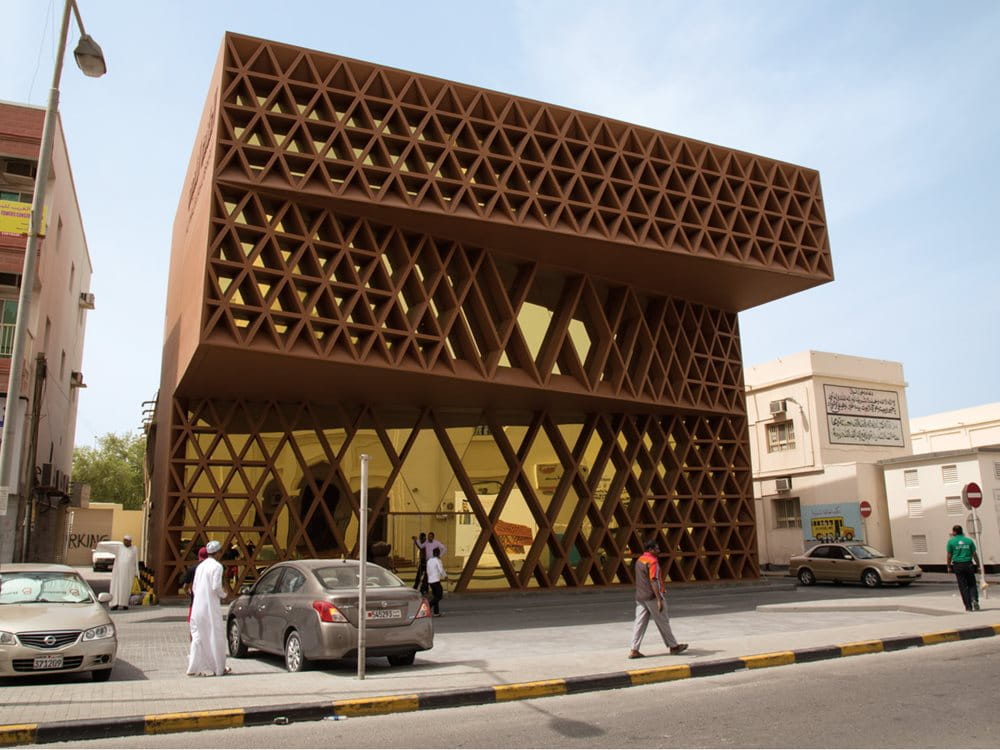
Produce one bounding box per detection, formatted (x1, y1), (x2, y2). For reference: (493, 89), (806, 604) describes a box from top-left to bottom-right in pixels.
(239, 584), (253, 595)
(97, 592), (111, 603)
(843, 555), (854, 560)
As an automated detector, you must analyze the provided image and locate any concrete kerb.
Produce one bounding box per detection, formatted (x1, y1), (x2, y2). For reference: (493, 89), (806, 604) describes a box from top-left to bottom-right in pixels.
(2, 621), (998, 748)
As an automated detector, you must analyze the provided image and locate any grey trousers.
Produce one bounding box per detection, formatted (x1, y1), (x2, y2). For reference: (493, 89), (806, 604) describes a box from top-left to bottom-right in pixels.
(631, 599), (679, 651)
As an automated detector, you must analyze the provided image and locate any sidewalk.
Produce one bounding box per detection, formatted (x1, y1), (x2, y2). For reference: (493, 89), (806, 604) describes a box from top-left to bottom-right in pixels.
(1, 582), (998, 746)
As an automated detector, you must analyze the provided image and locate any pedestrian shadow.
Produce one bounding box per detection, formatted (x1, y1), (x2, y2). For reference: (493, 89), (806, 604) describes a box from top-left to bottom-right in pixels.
(521, 701), (606, 740)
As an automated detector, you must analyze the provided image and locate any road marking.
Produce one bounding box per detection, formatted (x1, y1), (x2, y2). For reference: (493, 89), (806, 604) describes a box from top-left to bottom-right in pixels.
(145, 709), (244, 734)
(741, 651), (796, 669)
(0, 725), (36, 748)
(839, 640), (884, 656)
(494, 679), (567, 701)
(333, 695), (420, 716)
(628, 664), (691, 685)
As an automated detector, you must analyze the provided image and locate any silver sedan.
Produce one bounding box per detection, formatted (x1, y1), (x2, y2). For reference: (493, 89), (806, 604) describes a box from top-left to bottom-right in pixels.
(226, 559), (433, 672)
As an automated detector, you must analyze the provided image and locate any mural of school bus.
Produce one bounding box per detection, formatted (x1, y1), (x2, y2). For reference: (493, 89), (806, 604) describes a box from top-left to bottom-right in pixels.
(810, 516), (855, 542)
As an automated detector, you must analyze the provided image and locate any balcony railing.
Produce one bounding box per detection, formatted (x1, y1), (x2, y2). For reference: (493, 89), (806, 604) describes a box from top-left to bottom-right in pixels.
(0, 321), (14, 357)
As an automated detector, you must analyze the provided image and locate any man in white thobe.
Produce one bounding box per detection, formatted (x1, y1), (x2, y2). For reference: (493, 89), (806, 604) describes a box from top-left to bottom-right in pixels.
(186, 540), (230, 676)
(109, 535), (139, 610)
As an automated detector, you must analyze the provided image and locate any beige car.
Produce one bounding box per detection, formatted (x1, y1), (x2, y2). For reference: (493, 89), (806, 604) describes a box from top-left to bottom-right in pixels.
(0, 564), (117, 681)
(790, 543), (922, 588)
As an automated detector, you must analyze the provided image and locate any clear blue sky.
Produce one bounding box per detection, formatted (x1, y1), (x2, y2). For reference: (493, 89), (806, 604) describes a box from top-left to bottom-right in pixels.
(3, 1), (998, 445)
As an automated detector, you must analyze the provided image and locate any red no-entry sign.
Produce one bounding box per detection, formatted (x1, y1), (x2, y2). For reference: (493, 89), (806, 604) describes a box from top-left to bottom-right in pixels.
(859, 500), (872, 518)
(962, 482), (983, 510)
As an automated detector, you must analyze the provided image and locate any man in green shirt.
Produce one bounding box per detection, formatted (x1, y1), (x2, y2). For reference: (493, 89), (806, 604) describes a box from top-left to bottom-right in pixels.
(946, 525), (980, 611)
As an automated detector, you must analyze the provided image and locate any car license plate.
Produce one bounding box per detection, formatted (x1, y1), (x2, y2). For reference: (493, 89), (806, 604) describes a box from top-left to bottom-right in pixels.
(33, 655), (63, 670)
(366, 609), (401, 620)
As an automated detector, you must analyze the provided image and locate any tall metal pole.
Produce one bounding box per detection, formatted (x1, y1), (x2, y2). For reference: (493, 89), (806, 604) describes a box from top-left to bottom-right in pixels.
(0, 0), (75, 563)
(356, 453), (370, 680)
(971, 505), (989, 600)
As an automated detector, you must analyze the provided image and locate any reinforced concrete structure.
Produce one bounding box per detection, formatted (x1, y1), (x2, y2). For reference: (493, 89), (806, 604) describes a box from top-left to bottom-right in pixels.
(148, 33), (833, 595)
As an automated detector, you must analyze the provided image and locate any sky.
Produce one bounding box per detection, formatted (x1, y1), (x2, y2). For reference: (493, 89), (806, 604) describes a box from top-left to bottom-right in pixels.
(2, 0), (998, 447)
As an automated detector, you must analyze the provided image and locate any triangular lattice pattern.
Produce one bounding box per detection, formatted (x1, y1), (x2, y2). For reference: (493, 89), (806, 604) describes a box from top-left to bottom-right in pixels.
(204, 188), (746, 413)
(213, 34), (832, 277)
(160, 400), (757, 594)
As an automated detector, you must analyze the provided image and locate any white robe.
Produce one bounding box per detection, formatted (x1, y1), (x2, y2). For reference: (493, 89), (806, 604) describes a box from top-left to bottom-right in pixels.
(186, 556), (228, 676)
(109, 543), (139, 609)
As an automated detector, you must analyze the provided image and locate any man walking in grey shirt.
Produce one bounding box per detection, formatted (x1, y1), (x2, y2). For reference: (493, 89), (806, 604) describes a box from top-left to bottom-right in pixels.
(629, 538), (688, 659)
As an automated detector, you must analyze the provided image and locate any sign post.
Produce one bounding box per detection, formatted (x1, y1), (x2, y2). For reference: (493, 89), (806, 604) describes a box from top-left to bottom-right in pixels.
(357, 453), (370, 679)
(859, 500), (872, 544)
(962, 482), (988, 600)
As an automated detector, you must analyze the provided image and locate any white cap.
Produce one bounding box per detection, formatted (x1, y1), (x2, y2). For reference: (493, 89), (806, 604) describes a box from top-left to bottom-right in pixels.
(206, 540), (222, 554)
(123, 534), (132, 541)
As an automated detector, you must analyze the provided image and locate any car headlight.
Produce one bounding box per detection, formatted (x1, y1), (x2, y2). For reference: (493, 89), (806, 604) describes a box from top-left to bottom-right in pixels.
(0, 630), (16, 645)
(884, 565), (900, 572)
(82, 624), (115, 641)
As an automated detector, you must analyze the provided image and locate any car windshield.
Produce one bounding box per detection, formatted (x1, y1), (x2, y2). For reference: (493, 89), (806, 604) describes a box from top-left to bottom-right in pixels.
(95, 542), (120, 554)
(845, 545), (885, 559)
(315, 564), (404, 590)
(0, 572), (94, 604)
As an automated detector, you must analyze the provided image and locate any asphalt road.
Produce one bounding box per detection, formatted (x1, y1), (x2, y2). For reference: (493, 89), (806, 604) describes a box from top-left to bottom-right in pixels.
(41, 636), (995, 748)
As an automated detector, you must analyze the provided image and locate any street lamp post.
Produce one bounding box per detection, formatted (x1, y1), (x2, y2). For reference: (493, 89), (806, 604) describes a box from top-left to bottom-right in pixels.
(0, 0), (105, 562)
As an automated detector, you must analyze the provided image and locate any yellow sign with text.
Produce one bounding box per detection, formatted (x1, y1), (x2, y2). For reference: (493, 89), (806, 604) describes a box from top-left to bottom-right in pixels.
(0, 199), (45, 236)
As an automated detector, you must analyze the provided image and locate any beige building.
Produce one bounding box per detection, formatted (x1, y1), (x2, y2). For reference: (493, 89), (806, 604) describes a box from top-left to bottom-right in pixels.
(910, 403), (1000, 453)
(0, 101), (94, 562)
(882, 446), (999, 572)
(746, 351), (911, 568)
(64, 500), (144, 567)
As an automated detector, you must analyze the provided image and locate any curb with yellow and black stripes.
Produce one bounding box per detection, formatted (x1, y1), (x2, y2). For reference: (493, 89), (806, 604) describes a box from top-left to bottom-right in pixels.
(2, 623), (998, 747)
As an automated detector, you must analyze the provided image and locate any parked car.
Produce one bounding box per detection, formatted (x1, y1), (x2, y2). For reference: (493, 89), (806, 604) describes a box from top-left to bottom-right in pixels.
(226, 559), (433, 672)
(91, 541), (123, 572)
(0, 563), (117, 681)
(789, 543), (923, 588)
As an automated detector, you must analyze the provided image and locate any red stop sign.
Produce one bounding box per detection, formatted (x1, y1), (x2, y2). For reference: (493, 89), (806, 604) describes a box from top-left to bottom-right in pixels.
(859, 500), (872, 518)
(963, 482), (983, 509)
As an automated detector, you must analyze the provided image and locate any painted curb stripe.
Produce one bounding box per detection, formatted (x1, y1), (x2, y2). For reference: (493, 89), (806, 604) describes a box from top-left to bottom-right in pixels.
(36, 717), (146, 744)
(628, 664), (691, 685)
(419, 686), (497, 710)
(957, 626), (995, 641)
(741, 651), (795, 669)
(791, 645), (841, 663)
(921, 630), (960, 645)
(145, 709), (244, 735)
(689, 658), (744, 678)
(839, 640), (884, 656)
(879, 635), (923, 652)
(494, 679), (566, 701)
(564, 672), (632, 693)
(333, 695), (419, 717)
(242, 702), (336, 725)
(0, 725), (35, 748)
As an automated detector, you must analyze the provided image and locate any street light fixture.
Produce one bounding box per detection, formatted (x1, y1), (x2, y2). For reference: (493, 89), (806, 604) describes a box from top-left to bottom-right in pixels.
(0, 0), (105, 562)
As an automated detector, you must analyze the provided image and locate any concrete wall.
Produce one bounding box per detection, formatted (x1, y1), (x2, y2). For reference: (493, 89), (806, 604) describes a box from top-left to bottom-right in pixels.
(910, 403), (1000, 453)
(64, 502), (144, 566)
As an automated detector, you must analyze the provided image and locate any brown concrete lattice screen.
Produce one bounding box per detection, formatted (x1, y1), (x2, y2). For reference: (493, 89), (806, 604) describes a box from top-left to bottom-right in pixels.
(163, 401), (756, 594)
(215, 34), (832, 276)
(205, 188), (746, 413)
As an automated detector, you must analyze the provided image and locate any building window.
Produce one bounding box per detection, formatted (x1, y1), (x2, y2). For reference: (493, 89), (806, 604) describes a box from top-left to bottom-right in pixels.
(994, 462), (1000, 481)
(766, 420), (795, 452)
(946, 496), (964, 515)
(911, 535), (928, 554)
(472, 425), (491, 437)
(907, 499), (923, 518)
(903, 469), (918, 488)
(774, 497), (801, 528)
(0, 300), (17, 357)
(942, 465), (958, 484)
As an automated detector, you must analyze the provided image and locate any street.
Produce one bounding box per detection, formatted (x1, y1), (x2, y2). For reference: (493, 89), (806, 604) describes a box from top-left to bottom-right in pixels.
(42, 636), (997, 748)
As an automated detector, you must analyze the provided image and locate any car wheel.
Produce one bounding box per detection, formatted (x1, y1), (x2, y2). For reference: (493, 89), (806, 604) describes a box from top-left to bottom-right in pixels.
(227, 618), (248, 658)
(91, 669), (112, 682)
(387, 651), (416, 667)
(284, 631), (307, 673)
(797, 568), (816, 586)
(862, 569), (882, 588)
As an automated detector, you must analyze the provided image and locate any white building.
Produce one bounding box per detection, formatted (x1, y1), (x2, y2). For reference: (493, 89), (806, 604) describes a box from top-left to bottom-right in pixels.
(746, 351), (911, 568)
(910, 403), (1000, 452)
(881, 446), (999, 572)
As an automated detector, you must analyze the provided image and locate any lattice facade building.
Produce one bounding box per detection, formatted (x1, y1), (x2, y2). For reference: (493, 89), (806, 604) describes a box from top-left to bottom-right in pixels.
(149, 33), (833, 595)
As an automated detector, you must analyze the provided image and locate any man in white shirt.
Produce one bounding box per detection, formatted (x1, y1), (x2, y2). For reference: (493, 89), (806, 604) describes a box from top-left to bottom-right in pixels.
(420, 531), (447, 561)
(426, 547), (446, 616)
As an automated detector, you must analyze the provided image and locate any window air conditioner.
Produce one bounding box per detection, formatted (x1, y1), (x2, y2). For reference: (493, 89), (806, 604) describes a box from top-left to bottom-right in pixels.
(769, 399), (788, 415)
(69, 371), (87, 388)
(79, 292), (95, 309)
(775, 476), (792, 492)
